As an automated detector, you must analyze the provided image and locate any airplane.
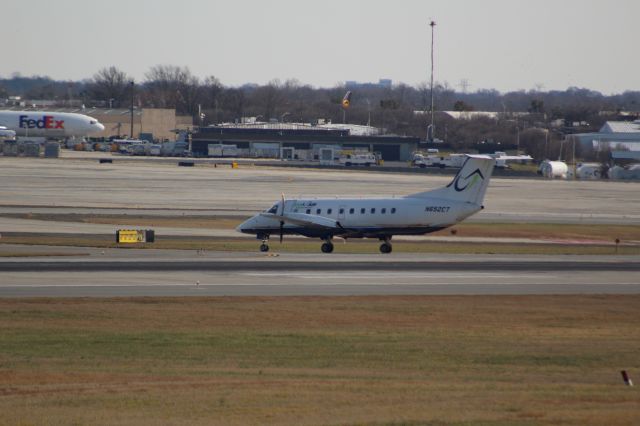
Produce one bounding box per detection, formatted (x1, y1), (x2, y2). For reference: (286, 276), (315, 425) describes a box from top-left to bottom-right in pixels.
(0, 110), (105, 138)
(489, 152), (533, 168)
(237, 155), (495, 253)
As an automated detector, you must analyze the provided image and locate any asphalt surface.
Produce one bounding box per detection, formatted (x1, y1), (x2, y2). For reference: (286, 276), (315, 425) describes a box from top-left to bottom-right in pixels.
(2, 155), (639, 225)
(1, 251), (638, 297)
(1, 259), (639, 272)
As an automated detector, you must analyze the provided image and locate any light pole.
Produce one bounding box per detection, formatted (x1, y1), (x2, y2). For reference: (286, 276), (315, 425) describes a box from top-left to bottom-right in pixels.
(129, 81), (134, 139)
(544, 128), (549, 159)
(516, 119), (520, 154)
(428, 20), (436, 142)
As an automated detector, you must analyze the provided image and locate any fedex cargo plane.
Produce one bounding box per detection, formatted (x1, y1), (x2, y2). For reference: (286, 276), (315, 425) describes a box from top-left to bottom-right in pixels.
(0, 111), (105, 138)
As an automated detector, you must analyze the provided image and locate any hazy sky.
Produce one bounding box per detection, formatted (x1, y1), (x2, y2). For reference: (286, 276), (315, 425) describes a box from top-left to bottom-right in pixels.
(3, 0), (639, 93)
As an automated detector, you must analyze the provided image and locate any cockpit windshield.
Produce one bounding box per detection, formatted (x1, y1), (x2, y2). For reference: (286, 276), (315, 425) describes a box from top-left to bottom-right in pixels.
(266, 203), (279, 214)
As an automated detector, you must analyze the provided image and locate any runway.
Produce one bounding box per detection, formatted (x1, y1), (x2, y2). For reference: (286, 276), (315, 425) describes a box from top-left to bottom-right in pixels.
(1, 253), (638, 297)
(1, 259), (639, 272)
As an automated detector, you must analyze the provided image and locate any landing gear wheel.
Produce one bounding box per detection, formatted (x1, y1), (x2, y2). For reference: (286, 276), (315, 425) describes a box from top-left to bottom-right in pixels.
(321, 242), (334, 253)
(260, 243), (269, 252)
(380, 242), (392, 254)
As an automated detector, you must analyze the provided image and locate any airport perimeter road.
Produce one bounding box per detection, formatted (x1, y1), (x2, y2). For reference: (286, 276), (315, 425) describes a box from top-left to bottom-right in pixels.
(1, 255), (638, 297)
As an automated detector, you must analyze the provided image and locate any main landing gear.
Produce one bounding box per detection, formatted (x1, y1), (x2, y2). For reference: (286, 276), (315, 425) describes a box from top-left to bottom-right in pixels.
(321, 239), (334, 253)
(379, 237), (392, 254)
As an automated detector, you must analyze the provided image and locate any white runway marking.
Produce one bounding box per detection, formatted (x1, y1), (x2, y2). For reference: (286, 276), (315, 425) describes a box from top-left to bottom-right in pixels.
(240, 272), (549, 279)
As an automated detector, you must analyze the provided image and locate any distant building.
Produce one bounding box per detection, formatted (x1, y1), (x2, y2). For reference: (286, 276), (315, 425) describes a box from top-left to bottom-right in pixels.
(216, 121), (382, 136)
(573, 120), (640, 151)
(193, 123), (419, 161)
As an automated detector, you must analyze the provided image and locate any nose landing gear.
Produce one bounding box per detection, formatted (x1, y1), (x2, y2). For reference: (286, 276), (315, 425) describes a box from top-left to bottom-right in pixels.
(258, 235), (270, 252)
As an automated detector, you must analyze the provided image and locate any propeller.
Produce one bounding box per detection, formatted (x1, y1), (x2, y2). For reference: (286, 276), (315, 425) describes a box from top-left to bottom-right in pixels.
(279, 193), (285, 244)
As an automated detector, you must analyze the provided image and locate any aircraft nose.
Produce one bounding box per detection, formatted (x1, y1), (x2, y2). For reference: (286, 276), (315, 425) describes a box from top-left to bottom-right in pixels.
(236, 217), (252, 233)
(236, 216), (259, 234)
(96, 122), (105, 132)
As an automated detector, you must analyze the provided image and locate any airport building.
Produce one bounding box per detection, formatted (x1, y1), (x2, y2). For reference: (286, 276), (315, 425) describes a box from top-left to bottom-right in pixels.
(574, 120), (640, 152)
(192, 123), (421, 161)
(0, 107), (193, 141)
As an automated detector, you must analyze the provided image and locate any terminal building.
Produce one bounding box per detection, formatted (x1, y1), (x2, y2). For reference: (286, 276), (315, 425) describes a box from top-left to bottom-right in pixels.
(192, 123), (421, 161)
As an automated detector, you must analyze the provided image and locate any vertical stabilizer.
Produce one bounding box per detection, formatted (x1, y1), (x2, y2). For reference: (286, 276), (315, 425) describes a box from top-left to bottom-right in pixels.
(408, 155), (495, 205)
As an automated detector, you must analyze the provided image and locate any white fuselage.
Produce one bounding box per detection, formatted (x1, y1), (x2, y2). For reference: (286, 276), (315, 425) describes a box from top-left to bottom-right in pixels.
(238, 196), (480, 239)
(236, 155), (495, 253)
(0, 111), (105, 138)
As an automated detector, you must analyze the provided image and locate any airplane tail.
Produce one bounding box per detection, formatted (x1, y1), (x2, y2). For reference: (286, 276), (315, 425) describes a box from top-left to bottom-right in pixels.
(408, 155), (496, 206)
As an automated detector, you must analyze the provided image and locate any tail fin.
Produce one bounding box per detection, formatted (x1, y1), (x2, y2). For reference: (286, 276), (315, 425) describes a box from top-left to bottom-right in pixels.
(408, 155), (495, 205)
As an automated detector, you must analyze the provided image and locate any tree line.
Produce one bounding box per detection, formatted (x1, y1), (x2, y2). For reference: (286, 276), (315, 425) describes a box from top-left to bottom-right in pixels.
(1, 66), (639, 160)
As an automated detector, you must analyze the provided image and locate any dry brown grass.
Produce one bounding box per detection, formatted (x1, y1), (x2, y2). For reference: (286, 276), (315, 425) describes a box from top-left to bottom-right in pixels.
(3, 233), (640, 256)
(4, 212), (640, 243)
(444, 222), (640, 242)
(1, 213), (241, 230)
(0, 296), (639, 425)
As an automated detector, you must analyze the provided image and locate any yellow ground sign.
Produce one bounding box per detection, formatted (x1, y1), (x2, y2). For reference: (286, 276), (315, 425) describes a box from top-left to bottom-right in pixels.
(117, 230), (145, 244)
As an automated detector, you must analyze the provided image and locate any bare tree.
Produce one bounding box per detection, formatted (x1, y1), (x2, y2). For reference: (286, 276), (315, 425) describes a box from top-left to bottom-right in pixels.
(88, 66), (131, 108)
(250, 79), (284, 120)
(144, 65), (201, 115)
(220, 88), (245, 122)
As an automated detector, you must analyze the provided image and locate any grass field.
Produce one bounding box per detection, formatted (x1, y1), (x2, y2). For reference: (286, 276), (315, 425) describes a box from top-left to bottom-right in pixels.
(3, 213), (640, 243)
(2, 233), (640, 256)
(0, 296), (638, 425)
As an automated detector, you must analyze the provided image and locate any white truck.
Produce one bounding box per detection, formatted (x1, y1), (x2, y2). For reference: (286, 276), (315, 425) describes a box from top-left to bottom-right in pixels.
(413, 153), (466, 169)
(338, 152), (376, 167)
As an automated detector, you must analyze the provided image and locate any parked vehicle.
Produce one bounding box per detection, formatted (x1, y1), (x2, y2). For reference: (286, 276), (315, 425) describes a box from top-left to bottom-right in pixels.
(338, 153), (376, 167)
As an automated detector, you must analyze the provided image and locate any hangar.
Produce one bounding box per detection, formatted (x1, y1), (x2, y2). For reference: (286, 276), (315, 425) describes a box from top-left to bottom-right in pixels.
(192, 124), (420, 161)
(574, 120), (640, 152)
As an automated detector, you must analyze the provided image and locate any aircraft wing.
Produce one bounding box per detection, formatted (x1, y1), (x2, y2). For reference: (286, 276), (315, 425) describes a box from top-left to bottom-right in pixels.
(260, 212), (344, 230)
(495, 155), (533, 161)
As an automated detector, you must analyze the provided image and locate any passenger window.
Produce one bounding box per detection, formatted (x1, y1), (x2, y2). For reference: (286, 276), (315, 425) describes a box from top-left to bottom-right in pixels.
(381, 208), (386, 214)
(349, 208), (354, 214)
(316, 208), (321, 214)
(361, 208), (365, 214)
(391, 207), (396, 214)
(339, 208), (344, 214)
(327, 208), (332, 215)
(306, 209), (311, 214)
(371, 208), (376, 214)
